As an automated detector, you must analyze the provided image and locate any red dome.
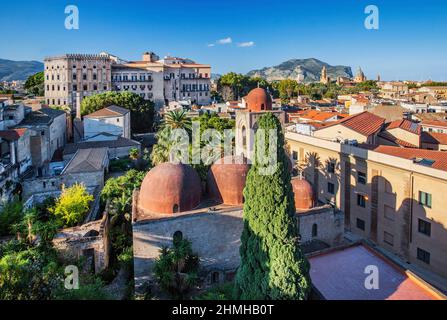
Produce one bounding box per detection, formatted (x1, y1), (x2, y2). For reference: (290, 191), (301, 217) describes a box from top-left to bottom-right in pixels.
(291, 177), (314, 210)
(207, 155), (250, 205)
(245, 88), (272, 112)
(138, 163), (202, 214)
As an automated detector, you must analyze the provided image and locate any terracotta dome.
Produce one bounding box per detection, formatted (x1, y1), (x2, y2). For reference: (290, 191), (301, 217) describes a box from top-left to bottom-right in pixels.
(245, 88), (272, 112)
(138, 162), (202, 214)
(291, 177), (315, 210)
(207, 155), (250, 205)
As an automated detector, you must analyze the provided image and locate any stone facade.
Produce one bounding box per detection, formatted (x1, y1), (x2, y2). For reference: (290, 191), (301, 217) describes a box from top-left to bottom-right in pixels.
(44, 54), (112, 110)
(286, 131), (447, 278)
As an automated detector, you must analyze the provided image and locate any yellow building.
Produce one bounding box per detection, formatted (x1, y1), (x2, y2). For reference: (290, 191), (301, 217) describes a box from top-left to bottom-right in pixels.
(286, 131), (447, 279)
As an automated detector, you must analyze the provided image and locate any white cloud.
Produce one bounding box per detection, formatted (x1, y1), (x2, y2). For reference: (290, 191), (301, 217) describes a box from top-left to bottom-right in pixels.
(217, 37), (232, 45)
(237, 41), (255, 47)
(207, 43), (215, 47)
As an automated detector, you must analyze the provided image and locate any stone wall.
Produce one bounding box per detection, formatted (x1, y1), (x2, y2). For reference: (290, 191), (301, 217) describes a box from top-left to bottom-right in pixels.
(53, 211), (111, 273)
(297, 206), (344, 246)
(132, 209), (243, 294)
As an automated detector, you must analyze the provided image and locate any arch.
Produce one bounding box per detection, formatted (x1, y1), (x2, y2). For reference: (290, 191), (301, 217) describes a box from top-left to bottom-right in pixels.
(242, 125), (247, 148)
(312, 223), (318, 238)
(173, 204), (179, 213)
(173, 230), (183, 245)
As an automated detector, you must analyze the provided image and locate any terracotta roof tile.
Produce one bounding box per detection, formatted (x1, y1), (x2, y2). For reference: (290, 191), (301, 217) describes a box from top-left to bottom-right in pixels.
(0, 128), (28, 141)
(387, 119), (421, 135)
(421, 132), (447, 145)
(421, 120), (447, 128)
(378, 131), (419, 148)
(317, 111), (385, 136)
(371, 145), (447, 171)
(85, 105), (129, 118)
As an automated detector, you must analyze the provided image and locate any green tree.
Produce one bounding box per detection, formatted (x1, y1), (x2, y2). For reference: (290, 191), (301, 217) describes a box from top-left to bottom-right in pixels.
(50, 184), (93, 227)
(162, 109), (192, 131)
(81, 91), (155, 133)
(153, 237), (199, 299)
(0, 198), (24, 237)
(24, 71), (44, 96)
(234, 112), (311, 300)
(277, 79), (299, 102)
(150, 127), (174, 166)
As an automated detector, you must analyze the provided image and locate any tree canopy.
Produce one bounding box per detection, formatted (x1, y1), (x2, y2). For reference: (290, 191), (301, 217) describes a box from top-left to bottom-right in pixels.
(24, 71), (44, 96)
(81, 91), (155, 133)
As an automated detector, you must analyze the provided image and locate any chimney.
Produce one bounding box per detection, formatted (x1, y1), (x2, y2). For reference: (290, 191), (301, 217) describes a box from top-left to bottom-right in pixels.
(142, 52), (151, 62)
(75, 92), (82, 119)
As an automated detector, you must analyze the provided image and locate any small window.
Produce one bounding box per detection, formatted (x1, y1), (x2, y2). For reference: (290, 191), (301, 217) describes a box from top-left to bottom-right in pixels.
(327, 162), (335, 173)
(358, 171), (367, 185)
(292, 151), (298, 161)
(312, 224), (318, 237)
(173, 204), (179, 213)
(419, 191), (432, 208)
(211, 272), (220, 284)
(327, 182), (335, 195)
(417, 248), (430, 264)
(418, 219), (431, 236)
(356, 218), (365, 231)
(384, 231), (394, 246)
(357, 194), (366, 208)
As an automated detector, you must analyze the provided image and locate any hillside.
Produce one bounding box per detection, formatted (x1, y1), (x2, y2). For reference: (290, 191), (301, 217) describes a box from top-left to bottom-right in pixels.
(246, 58), (353, 82)
(0, 59), (44, 81)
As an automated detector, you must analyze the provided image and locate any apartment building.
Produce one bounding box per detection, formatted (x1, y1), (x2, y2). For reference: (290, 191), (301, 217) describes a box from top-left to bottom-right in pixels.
(44, 54), (112, 110)
(44, 52), (212, 111)
(286, 131), (447, 279)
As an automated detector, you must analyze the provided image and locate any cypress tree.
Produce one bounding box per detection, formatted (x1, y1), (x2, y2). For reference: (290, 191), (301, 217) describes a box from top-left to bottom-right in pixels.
(234, 112), (311, 300)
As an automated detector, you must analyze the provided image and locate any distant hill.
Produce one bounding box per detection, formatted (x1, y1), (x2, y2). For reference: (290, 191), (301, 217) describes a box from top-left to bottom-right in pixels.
(0, 59), (44, 81)
(211, 73), (222, 81)
(246, 58), (353, 83)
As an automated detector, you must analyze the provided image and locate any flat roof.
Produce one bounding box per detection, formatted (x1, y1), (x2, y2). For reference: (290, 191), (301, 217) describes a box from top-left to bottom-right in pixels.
(309, 244), (444, 300)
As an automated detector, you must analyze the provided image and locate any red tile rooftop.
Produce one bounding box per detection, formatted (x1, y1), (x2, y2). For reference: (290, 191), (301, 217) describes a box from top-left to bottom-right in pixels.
(421, 120), (447, 128)
(309, 244), (445, 300)
(386, 119), (421, 135)
(370, 145), (447, 171)
(317, 111), (385, 137)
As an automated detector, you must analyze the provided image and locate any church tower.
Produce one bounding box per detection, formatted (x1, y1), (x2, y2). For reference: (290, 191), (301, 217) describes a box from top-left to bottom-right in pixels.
(354, 67), (367, 83)
(235, 88), (285, 161)
(320, 65), (329, 84)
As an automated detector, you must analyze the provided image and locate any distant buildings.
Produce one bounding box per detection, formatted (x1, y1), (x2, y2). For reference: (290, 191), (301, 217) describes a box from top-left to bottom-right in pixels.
(44, 51), (212, 112)
(83, 105), (131, 140)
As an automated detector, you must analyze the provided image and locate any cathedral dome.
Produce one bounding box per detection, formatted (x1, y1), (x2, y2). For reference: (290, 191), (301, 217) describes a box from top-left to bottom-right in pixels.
(207, 155), (250, 205)
(138, 162), (202, 214)
(245, 88), (272, 112)
(291, 177), (315, 210)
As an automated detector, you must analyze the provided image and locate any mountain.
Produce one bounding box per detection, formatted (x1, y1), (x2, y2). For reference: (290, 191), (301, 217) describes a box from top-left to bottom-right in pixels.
(246, 58), (353, 83)
(0, 59), (44, 81)
(211, 73), (222, 81)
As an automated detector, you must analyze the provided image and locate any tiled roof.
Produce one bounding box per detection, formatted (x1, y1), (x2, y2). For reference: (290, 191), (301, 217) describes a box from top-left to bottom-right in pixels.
(297, 110), (344, 122)
(18, 107), (65, 126)
(0, 128), (27, 141)
(377, 131), (418, 148)
(318, 111), (385, 136)
(85, 105), (130, 118)
(421, 120), (447, 128)
(386, 119), (421, 135)
(62, 148), (108, 174)
(63, 136), (140, 155)
(371, 145), (447, 171)
(421, 132), (447, 145)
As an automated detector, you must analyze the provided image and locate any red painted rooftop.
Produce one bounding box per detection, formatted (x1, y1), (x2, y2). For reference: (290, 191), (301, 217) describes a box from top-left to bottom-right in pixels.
(309, 245), (444, 300)
(317, 111), (385, 137)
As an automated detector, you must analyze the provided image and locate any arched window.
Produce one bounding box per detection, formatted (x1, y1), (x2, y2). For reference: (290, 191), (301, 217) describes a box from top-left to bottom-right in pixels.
(173, 204), (179, 213)
(312, 224), (318, 238)
(261, 103), (265, 110)
(173, 231), (183, 245)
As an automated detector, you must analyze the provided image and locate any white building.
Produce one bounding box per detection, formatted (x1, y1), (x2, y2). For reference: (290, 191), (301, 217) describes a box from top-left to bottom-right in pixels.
(83, 105), (131, 140)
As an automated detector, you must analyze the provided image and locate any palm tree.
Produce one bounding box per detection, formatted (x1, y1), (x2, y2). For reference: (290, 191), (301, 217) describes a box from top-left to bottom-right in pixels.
(150, 127), (174, 166)
(162, 109), (192, 131)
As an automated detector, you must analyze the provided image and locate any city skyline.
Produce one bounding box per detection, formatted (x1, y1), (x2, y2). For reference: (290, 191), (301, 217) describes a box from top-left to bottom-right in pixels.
(1, 0), (447, 81)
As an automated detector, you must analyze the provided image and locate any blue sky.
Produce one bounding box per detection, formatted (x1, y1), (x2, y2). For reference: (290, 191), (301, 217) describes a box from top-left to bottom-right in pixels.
(1, 0), (447, 80)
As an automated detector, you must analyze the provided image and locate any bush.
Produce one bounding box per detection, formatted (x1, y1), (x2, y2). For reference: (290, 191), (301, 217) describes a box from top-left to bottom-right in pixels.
(49, 184), (93, 227)
(0, 198), (24, 237)
(153, 238), (199, 299)
(194, 282), (235, 300)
